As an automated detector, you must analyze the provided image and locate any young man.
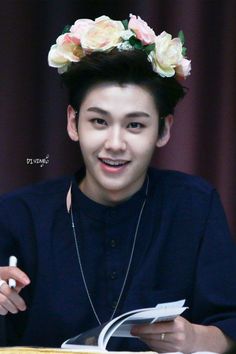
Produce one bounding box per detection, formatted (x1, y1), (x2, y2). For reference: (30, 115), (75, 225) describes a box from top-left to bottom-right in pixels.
(0, 15), (235, 352)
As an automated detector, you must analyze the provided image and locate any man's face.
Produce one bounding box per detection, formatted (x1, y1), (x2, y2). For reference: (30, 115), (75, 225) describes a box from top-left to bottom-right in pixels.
(67, 83), (171, 205)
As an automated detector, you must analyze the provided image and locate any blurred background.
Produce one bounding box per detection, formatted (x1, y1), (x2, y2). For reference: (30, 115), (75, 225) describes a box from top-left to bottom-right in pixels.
(0, 0), (235, 236)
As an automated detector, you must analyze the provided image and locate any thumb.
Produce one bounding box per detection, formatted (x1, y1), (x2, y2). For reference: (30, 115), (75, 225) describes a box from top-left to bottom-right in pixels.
(0, 266), (30, 290)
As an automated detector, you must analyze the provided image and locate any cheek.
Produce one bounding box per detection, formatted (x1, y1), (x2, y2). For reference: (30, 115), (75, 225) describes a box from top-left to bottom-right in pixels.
(129, 132), (158, 154)
(78, 131), (105, 152)
(140, 143), (157, 158)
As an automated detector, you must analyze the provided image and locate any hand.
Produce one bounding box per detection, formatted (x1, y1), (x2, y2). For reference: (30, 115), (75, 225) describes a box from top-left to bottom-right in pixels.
(131, 316), (195, 353)
(0, 266), (30, 315)
(131, 316), (233, 353)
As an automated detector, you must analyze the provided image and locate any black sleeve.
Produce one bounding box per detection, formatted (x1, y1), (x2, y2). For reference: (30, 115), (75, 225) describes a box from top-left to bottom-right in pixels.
(191, 190), (236, 341)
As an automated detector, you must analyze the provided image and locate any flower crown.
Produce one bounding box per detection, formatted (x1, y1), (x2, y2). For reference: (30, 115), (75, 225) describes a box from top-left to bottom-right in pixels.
(48, 14), (191, 79)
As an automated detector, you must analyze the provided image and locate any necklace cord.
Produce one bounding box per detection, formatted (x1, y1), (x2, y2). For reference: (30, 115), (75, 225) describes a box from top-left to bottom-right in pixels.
(70, 175), (149, 325)
(71, 209), (102, 324)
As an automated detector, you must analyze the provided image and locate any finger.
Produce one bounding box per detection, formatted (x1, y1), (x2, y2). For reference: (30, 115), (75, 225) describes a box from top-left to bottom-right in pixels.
(137, 324), (190, 353)
(139, 336), (170, 352)
(131, 321), (174, 336)
(0, 279), (7, 289)
(136, 332), (169, 342)
(0, 284), (27, 311)
(0, 267), (30, 288)
(0, 293), (19, 314)
(0, 305), (8, 315)
(138, 334), (179, 353)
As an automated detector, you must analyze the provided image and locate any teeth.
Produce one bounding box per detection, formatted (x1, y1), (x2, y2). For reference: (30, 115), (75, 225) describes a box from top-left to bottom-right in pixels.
(101, 159), (127, 166)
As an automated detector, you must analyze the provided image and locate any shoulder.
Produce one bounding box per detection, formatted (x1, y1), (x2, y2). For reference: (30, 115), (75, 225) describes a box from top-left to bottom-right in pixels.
(0, 175), (72, 211)
(148, 167), (214, 196)
(148, 167), (218, 218)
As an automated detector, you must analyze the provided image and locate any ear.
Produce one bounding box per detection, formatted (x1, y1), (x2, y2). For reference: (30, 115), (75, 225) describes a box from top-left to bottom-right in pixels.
(156, 115), (174, 148)
(67, 105), (79, 142)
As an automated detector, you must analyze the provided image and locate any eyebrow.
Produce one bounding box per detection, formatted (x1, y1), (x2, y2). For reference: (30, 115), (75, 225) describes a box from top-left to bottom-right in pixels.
(87, 107), (150, 118)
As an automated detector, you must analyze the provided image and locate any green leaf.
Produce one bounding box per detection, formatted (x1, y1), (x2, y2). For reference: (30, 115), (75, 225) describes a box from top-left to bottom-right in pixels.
(134, 42), (143, 50)
(122, 19), (129, 30)
(182, 46), (187, 56)
(144, 43), (155, 54)
(178, 30), (185, 45)
(128, 36), (144, 49)
(129, 36), (138, 45)
(62, 25), (71, 34)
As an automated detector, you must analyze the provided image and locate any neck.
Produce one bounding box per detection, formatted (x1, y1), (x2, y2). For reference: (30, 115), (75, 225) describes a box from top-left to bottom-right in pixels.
(79, 175), (147, 206)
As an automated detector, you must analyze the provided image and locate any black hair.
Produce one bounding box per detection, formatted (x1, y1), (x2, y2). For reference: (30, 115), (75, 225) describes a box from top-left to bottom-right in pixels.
(61, 49), (187, 135)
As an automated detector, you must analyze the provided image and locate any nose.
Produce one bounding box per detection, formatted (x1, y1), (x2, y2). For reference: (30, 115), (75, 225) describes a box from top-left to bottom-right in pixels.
(104, 127), (126, 151)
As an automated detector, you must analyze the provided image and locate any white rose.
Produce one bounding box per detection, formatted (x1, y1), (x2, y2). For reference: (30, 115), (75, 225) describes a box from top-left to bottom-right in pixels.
(48, 33), (84, 72)
(81, 16), (125, 52)
(149, 31), (184, 77)
(48, 44), (68, 68)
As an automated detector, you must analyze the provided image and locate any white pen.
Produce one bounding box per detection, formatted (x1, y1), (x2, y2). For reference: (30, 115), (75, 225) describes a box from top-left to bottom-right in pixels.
(8, 255), (17, 288)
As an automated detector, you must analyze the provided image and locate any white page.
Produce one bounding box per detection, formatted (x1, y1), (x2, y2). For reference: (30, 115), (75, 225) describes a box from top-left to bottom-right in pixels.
(111, 307), (187, 338)
(100, 300), (187, 349)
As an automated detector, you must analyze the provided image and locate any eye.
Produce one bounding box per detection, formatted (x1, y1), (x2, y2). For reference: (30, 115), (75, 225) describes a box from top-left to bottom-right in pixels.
(127, 122), (144, 129)
(91, 118), (107, 127)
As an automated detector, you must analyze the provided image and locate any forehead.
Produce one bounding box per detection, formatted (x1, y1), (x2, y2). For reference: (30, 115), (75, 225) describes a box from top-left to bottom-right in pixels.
(79, 83), (158, 116)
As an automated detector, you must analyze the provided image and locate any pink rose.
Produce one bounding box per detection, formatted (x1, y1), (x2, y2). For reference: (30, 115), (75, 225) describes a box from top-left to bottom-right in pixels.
(176, 58), (191, 78)
(56, 33), (78, 46)
(128, 14), (156, 45)
(70, 18), (94, 44)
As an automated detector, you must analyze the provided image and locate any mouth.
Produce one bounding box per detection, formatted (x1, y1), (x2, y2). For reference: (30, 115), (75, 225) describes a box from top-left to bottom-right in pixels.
(98, 158), (130, 168)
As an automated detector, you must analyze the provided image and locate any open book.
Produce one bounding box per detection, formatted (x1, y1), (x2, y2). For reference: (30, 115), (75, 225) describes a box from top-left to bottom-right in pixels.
(61, 299), (187, 351)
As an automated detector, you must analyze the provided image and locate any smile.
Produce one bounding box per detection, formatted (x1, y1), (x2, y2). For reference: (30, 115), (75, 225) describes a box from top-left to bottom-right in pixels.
(98, 158), (130, 167)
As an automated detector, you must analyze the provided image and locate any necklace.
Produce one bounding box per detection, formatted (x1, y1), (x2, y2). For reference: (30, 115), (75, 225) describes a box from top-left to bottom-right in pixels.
(70, 175), (149, 325)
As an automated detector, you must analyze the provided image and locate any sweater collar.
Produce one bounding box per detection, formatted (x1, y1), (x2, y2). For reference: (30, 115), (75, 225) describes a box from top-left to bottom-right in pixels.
(68, 167), (149, 223)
